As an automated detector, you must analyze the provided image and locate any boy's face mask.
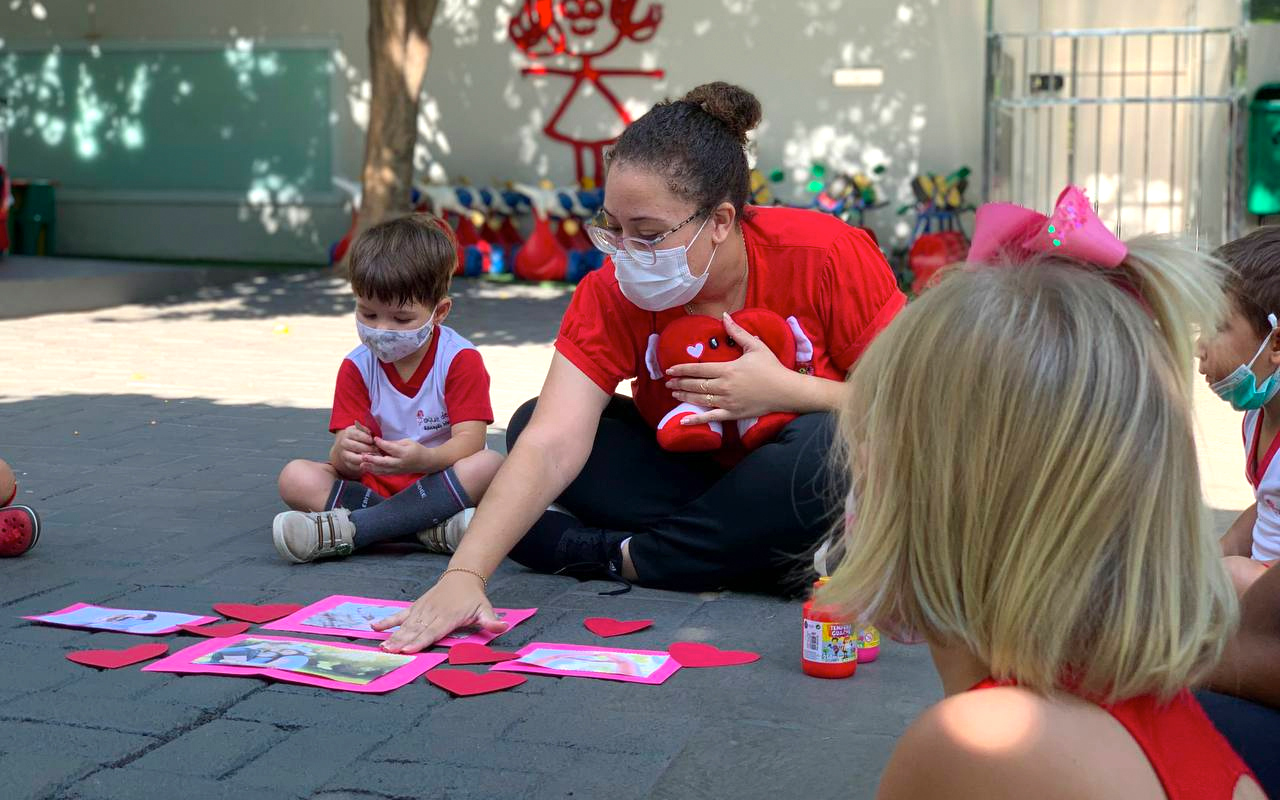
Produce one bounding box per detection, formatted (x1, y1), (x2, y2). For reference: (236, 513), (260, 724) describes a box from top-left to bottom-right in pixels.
(355, 310), (436, 363)
(1211, 313), (1280, 411)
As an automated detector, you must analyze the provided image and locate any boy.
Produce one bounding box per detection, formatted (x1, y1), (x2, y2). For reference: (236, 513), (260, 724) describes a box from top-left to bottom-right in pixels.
(273, 214), (502, 563)
(1198, 226), (1280, 595)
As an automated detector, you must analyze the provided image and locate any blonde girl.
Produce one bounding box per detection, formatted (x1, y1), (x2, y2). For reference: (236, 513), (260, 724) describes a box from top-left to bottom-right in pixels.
(822, 187), (1262, 799)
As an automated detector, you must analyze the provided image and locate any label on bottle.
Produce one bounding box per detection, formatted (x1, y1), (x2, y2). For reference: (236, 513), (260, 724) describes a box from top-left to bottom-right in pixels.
(803, 618), (858, 663)
(858, 625), (881, 650)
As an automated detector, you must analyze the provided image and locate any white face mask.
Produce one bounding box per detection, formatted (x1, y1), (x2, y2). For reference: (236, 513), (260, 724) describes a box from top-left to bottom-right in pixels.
(613, 217), (719, 312)
(356, 314), (434, 362)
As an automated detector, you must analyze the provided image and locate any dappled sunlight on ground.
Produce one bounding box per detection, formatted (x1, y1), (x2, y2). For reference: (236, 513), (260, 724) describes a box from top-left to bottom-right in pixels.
(0, 273), (571, 423)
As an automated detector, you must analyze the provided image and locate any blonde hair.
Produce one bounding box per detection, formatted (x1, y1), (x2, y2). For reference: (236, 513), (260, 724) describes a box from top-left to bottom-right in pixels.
(821, 235), (1237, 702)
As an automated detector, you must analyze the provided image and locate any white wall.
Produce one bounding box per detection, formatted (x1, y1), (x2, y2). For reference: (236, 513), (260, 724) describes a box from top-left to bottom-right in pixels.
(1, 0), (991, 261)
(1, 0), (1271, 262)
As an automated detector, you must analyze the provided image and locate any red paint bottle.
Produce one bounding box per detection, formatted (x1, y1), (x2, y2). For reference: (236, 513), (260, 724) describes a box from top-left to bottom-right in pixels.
(801, 577), (858, 679)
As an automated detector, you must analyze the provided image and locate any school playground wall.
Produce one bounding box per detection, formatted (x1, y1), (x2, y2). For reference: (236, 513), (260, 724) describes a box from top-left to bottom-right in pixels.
(0, 0), (1273, 264)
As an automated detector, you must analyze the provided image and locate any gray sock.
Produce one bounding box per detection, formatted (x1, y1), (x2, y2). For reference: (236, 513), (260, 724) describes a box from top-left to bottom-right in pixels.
(325, 479), (384, 511)
(349, 467), (471, 548)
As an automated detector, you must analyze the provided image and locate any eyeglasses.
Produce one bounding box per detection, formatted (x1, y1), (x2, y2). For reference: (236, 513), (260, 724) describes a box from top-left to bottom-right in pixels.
(585, 209), (705, 266)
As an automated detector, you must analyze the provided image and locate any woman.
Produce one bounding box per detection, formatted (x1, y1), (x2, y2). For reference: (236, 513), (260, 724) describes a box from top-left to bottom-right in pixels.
(375, 81), (903, 653)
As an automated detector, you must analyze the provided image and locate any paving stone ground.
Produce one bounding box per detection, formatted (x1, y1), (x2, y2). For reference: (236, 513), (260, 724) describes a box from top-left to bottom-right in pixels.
(0, 270), (1251, 799)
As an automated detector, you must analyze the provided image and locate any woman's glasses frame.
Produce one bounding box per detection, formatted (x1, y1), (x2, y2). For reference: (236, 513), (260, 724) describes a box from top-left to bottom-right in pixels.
(585, 208), (707, 266)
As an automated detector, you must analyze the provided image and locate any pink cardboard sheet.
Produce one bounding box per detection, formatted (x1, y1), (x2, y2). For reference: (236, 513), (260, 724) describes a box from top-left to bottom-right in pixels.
(142, 634), (445, 693)
(23, 603), (220, 636)
(490, 642), (681, 685)
(261, 594), (536, 647)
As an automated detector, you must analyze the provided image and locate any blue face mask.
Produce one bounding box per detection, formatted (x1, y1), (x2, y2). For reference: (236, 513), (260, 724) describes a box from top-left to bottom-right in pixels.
(1212, 313), (1280, 411)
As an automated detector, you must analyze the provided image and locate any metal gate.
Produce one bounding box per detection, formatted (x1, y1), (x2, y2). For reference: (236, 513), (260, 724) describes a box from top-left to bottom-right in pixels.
(983, 22), (1248, 246)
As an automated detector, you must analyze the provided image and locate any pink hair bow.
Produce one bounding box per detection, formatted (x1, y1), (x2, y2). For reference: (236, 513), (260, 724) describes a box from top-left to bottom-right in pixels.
(967, 186), (1127, 268)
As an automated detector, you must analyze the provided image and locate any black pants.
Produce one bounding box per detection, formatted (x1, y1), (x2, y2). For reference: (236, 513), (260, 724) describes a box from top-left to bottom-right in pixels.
(1196, 690), (1280, 796)
(506, 395), (843, 593)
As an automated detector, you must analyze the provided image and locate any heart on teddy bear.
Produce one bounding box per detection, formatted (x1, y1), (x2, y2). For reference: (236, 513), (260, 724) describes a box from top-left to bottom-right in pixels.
(426, 669), (526, 697)
(668, 641), (760, 668)
(447, 644), (520, 666)
(212, 602), (302, 624)
(685, 343), (705, 359)
(66, 643), (170, 670)
(583, 617), (653, 638)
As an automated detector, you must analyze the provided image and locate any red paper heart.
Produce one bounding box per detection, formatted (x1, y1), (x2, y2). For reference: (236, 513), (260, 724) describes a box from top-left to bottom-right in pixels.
(66, 643), (170, 669)
(668, 641), (760, 668)
(177, 621), (251, 638)
(583, 617), (653, 638)
(447, 644), (520, 666)
(212, 602), (302, 624)
(426, 669), (526, 697)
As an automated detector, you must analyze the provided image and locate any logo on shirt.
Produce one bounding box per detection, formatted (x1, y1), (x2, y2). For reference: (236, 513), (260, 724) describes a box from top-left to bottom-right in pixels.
(417, 410), (449, 432)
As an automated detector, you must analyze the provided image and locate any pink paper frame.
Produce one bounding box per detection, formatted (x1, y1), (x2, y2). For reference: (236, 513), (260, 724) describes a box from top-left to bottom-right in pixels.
(491, 642), (681, 685)
(23, 602), (220, 636)
(142, 634), (445, 693)
(261, 594), (536, 646)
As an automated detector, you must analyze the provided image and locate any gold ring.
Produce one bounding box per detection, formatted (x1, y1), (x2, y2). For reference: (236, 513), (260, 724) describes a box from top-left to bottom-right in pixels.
(705, 393), (715, 406)
(700, 380), (711, 394)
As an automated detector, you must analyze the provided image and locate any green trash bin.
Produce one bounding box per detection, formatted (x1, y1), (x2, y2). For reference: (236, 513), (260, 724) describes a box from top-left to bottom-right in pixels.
(1249, 84), (1280, 217)
(12, 180), (56, 255)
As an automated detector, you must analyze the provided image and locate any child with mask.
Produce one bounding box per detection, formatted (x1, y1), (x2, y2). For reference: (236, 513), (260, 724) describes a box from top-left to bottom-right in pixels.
(1197, 226), (1280, 596)
(272, 214), (502, 563)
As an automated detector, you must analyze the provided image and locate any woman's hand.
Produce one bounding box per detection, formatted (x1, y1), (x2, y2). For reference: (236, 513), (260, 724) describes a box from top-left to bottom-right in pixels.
(372, 572), (508, 654)
(363, 437), (435, 475)
(665, 313), (798, 425)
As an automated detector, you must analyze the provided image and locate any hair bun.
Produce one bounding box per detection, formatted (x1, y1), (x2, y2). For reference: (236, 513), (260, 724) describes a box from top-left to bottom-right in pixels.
(681, 82), (761, 144)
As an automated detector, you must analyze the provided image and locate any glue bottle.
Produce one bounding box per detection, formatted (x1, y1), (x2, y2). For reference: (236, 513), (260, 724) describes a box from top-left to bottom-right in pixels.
(801, 577), (858, 679)
(856, 623), (881, 663)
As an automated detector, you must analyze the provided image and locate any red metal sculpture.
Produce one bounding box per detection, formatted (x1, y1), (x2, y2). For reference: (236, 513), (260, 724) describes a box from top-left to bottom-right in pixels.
(509, 0), (665, 185)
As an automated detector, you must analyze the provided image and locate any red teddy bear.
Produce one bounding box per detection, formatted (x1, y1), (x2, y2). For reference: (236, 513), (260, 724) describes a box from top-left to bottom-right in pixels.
(647, 308), (799, 453)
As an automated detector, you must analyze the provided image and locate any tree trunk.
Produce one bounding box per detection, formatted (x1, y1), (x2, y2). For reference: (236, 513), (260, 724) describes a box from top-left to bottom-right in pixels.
(355, 0), (439, 240)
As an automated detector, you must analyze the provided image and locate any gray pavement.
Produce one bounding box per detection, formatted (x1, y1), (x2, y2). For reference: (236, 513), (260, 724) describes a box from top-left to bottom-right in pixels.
(0, 272), (940, 800)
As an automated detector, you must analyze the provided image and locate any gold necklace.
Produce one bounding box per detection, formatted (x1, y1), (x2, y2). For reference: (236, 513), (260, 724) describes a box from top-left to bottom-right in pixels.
(686, 228), (749, 316)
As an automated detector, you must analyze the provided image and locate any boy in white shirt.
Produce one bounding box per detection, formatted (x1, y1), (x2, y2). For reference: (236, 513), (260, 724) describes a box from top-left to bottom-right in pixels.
(273, 214), (502, 562)
(1197, 226), (1280, 594)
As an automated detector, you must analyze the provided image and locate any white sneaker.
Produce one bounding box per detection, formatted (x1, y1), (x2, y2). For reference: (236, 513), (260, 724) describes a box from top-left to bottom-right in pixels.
(547, 502), (578, 520)
(272, 508), (356, 563)
(417, 508), (474, 554)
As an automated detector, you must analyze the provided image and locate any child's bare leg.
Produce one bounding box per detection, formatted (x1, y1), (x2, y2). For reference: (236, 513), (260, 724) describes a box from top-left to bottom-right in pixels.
(0, 458), (15, 506)
(1209, 562), (1280, 707)
(278, 460), (340, 512)
(1225, 555), (1269, 598)
(451, 450), (504, 505)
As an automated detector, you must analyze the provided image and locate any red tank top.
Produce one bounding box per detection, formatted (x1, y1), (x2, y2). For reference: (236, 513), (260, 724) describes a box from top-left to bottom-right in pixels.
(972, 679), (1253, 798)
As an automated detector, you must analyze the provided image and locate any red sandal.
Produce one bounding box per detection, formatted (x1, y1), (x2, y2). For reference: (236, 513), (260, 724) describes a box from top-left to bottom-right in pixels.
(0, 505), (40, 557)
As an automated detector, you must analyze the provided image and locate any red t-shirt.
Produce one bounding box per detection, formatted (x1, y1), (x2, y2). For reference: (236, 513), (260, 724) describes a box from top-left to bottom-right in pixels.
(971, 678), (1254, 798)
(329, 327), (493, 497)
(556, 205), (905, 431)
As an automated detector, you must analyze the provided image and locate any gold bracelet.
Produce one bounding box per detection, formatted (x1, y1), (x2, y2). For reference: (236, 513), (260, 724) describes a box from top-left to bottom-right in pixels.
(441, 567), (487, 589)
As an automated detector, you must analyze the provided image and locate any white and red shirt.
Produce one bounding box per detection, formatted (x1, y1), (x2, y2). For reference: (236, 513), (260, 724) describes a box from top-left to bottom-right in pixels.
(1243, 408), (1280, 561)
(330, 324), (492, 497)
(555, 205), (906, 461)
